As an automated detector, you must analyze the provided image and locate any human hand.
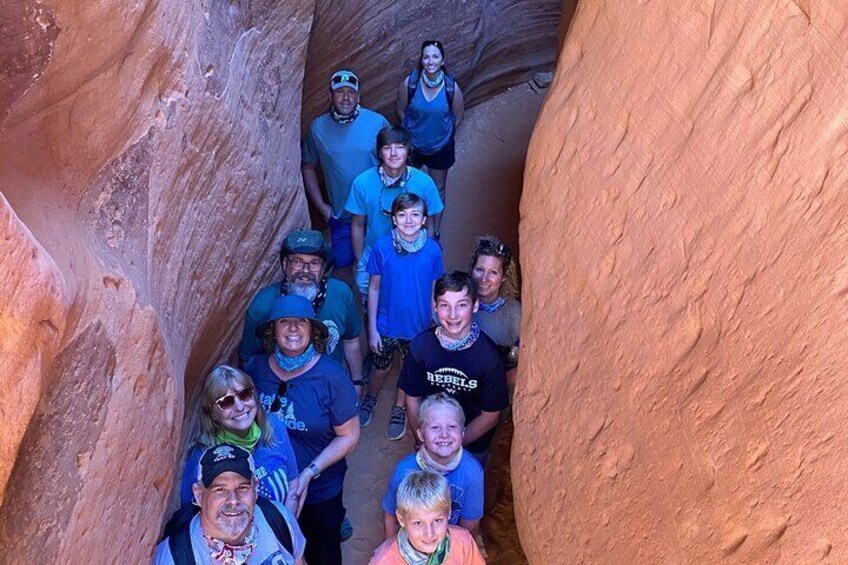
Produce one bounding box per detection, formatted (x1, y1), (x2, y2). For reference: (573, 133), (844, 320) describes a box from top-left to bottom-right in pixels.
(369, 330), (383, 354)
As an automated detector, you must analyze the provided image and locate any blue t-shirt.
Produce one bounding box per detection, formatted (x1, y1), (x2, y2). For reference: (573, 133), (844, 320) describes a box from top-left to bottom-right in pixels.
(383, 451), (484, 524)
(178, 416), (300, 506)
(366, 233), (443, 340)
(302, 109), (390, 218)
(399, 330), (508, 453)
(402, 79), (455, 154)
(344, 167), (444, 250)
(239, 278), (362, 365)
(245, 354), (359, 504)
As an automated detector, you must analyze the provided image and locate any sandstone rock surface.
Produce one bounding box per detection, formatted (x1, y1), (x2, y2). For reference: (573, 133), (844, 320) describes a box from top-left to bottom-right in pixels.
(0, 0), (313, 561)
(301, 0), (565, 122)
(516, 1), (848, 563)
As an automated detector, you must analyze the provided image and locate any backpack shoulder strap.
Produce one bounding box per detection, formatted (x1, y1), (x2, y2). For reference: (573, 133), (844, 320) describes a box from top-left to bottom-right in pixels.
(167, 523), (196, 565)
(257, 497), (294, 556)
(444, 72), (456, 112)
(406, 69), (419, 109)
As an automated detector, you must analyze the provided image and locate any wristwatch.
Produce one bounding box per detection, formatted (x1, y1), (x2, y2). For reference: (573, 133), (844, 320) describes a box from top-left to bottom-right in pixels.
(307, 462), (321, 478)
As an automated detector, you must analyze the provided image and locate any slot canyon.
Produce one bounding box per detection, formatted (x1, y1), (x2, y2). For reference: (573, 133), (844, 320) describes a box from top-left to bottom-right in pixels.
(2, 0), (847, 564)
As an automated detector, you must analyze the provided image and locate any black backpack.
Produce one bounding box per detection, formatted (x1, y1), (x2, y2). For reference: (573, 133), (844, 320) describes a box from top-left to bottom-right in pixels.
(162, 497), (294, 564)
(406, 68), (456, 114)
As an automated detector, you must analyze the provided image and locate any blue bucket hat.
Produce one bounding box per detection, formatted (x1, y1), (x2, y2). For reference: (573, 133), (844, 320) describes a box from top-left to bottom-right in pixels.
(261, 295), (328, 338)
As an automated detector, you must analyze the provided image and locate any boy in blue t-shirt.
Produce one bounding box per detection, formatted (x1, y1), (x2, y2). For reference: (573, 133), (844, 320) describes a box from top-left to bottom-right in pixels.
(362, 193), (444, 440)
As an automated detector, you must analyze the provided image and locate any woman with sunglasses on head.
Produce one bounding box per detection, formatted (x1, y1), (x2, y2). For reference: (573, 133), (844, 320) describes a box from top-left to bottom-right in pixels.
(178, 365), (300, 514)
(470, 235), (521, 384)
(245, 294), (360, 565)
(397, 40), (465, 240)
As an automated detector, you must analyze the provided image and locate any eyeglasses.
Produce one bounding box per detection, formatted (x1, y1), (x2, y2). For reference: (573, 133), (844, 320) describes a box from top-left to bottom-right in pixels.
(287, 257), (324, 272)
(269, 381), (289, 413)
(479, 239), (511, 258)
(214, 387), (255, 411)
(422, 40), (443, 49)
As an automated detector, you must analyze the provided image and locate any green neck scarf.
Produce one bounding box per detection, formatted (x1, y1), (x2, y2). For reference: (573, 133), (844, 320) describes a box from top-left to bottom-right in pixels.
(397, 527), (451, 565)
(216, 422), (261, 452)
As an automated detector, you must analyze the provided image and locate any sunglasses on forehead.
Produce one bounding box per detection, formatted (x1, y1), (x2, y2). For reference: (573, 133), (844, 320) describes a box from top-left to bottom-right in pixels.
(480, 239), (511, 258)
(331, 73), (359, 87)
(269, 381), (289, 413)
(422, 40), (443, 49)
(214, 387), (255, 411)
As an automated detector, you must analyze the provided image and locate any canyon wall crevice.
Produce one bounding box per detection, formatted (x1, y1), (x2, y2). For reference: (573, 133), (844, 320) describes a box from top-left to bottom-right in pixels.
(516, 1), (848, 563)
(0, 0), (564, 560)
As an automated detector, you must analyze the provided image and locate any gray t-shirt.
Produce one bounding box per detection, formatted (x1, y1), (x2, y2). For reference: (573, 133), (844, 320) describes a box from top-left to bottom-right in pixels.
(474, 298), (521, 349)
(301, 108), (389, 218)
(152, 501), (306, 565)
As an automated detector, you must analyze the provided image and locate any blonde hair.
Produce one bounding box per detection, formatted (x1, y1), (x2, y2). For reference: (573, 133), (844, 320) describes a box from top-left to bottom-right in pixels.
(469, 234), (520, 300)
(198, 365), (274, 448)
(417, 393), (465, 429)
(396, 470), (451, 517)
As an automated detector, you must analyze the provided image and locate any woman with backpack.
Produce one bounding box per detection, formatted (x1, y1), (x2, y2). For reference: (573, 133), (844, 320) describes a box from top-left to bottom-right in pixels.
(397, 40), (465, 240)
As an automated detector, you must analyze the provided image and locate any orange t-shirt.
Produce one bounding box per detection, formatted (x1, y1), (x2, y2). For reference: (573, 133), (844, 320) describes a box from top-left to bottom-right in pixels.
(369, 526), (486, 564)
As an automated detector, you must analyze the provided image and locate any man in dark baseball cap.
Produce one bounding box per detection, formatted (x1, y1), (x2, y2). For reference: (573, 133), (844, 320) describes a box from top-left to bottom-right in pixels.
(153, 445), (306, 564)
(239, 229), (364, 394)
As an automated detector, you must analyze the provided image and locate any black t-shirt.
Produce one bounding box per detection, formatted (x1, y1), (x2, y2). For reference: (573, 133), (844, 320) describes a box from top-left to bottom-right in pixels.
(399, 329), (509, 453)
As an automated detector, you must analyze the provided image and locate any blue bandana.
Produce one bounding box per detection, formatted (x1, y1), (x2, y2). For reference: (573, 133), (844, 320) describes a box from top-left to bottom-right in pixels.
(435, 322), (481, 352)
(274, 343), (316, 372)
(477, 296), (506, 313)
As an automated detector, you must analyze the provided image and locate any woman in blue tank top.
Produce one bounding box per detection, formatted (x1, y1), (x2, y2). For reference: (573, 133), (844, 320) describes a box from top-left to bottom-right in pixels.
(397, 40), (465, 239)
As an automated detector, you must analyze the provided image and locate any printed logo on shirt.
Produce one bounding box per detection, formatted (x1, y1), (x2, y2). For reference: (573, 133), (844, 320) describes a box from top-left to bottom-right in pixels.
(323, 319), (340, 354)
(260, 393), (309, 432)
(426, 367), (478, 394)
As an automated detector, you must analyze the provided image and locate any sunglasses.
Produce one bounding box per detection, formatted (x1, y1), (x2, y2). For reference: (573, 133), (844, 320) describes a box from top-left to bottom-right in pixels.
(287, 257), (324, 272)
(331, 73), (359, 88)
(480, 239), (511, 258)
(214, 387), (255, 411)
(269, 381), (289, 414)
(422, 40), (443, 49)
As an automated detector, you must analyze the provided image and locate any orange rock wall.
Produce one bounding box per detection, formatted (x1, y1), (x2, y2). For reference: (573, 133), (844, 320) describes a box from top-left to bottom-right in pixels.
(0, 0), (314, 561)
(516, 1), (848, 563)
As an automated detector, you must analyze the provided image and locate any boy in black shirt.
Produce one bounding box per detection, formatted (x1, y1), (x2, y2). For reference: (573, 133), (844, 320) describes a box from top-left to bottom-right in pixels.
(399, 271), (509, 465)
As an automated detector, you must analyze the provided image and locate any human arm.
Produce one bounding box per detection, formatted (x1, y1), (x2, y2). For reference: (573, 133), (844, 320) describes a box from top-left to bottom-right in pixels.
(343, 337), (364, 396)
(292, 416), (360, 515)
(397, 76), (410, 122)
(351, 214), (366, 263)
(383, 511), (400, 539)
(462, 410), (500, 446)
(367, 274), (382, 353)
(405, 394), (422, 445)
(452, 82), (465, 126)
(301, 161), (332, 222)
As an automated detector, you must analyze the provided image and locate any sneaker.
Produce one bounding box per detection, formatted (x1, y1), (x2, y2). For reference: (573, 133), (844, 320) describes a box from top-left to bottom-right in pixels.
(387, 406), (407, 440)
(359, 395), (377, 427)
(340, 516), (353, 542)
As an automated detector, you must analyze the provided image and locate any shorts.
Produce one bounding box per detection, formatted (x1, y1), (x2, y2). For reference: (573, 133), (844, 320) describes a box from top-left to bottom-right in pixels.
(328, 217), (355, 268)
(371, 336), (410, 371)
(411, 134), (456, 170)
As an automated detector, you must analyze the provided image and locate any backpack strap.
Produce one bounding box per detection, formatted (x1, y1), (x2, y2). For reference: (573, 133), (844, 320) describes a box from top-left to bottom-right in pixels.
(405, 69), (455, 116)
(167, 523), (196, 565)
(257, 497), (294, 556)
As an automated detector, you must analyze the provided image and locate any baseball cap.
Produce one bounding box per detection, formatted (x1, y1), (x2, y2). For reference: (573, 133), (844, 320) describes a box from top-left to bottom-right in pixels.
(330, 70), (359, 91)
(197, 444), (255, 487)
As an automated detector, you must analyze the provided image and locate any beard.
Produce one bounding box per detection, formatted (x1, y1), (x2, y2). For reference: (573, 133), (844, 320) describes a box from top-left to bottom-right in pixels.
(215, 503), (252, 540)
(286, 275), (319, 302)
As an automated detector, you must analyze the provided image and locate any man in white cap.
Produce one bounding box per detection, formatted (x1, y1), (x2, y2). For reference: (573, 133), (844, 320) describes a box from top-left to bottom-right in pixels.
(301, 69), (389, 289)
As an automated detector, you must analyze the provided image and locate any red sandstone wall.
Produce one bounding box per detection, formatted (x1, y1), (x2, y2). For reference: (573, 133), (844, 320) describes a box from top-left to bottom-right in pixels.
(516, 1), (848, 563)
(0, 0), (313, 561)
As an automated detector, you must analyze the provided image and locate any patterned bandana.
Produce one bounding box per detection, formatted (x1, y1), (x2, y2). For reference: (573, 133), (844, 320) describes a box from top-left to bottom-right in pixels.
(422, 70), (445, 89)
(477, 296), (506, 313)
(281, 275), (328, 313)
(391, 228), (428, 256)
(329, 103), (360, 124)
(435, 322), (480, 352)
(379, 165), (410, 189)
(203, 522), (257, 565)
(416, 444), (463, 474)
(398, 527), (451, 565)
(274, 343), (316, 372)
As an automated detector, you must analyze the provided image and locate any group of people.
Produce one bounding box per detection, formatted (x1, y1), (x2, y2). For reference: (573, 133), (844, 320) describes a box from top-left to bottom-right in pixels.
(153, 39), (521, 565)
